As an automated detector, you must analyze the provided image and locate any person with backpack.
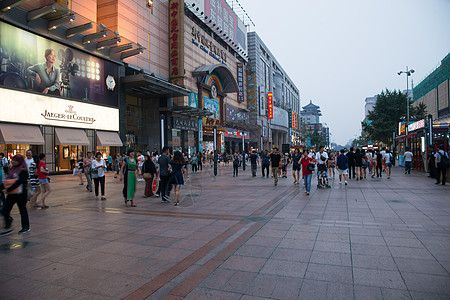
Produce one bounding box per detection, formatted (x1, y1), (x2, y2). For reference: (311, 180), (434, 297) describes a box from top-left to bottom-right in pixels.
(435, 145), (449, 185)
(232, 152), (241, 177)
(383, 148), (394, 179)
(404, 147), (413, 174)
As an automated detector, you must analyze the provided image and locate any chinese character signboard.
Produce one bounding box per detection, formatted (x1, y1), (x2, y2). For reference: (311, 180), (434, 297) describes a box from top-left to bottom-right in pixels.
(237, 63), (244, 102)
(173, 117), (199, 131)
(408, 119), (425, 132)
(169, 0), (184, 80)
(268, 92), (273, 119)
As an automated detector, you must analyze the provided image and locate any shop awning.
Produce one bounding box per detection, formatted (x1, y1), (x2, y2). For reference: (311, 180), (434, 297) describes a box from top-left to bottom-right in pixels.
(96, 131), (123, 146)
(0, 123), (44, 145)
(121, 73), (191, 97)
(55, 128), (90, 146)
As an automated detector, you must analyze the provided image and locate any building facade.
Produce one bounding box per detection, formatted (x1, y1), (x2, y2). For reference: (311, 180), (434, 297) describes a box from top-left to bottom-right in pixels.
(0, 0), (142, 172)
(247, 31), (300, 152)
(413, 53), (450, 149)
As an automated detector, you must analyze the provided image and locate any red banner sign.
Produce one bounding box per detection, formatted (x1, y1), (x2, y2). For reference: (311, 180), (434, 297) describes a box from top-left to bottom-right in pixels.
(169, 0), (184, 79)
(268, 92), (273, 119)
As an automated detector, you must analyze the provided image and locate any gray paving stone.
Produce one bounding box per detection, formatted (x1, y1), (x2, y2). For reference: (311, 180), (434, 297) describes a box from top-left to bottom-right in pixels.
(313, 241), (351, 253)
(380, 288), (411, 300)
(354, 285), (382, 300)
(394, 257), (449, 276)
(305, 264), (353, 284)
(352, 254), (397, 270)
(310, 251), (352, 267)
(298, 279), (354, 300)
(351, 243), (391, 256)
(353, 268), (406, 289)
(402, 272), (450, 294)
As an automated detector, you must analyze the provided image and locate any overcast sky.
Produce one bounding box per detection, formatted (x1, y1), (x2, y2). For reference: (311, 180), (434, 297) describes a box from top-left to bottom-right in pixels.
(240, 0), (450, 145)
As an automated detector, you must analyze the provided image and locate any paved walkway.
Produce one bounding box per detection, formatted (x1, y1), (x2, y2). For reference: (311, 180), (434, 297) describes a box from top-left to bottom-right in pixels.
(0, 164), (449, 299)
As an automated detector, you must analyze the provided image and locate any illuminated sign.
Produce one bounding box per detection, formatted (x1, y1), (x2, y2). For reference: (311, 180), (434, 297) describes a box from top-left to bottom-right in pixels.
(237, 63), (244, 102)
(398, 122), (406, 135)
(0, 88), (119, 131)
(0, 22), (119, 106)
(268, 92), (273, 119)
(408, 119), (425, 132)
(292, 111), (298, 129)
(169, 0), (184, 79)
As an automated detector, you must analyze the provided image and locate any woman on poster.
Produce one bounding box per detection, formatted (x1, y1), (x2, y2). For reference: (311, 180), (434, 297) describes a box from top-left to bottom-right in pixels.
(27, 48), (60, 95)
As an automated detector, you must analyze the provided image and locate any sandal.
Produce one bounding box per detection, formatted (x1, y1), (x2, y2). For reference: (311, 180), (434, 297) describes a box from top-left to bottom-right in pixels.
(130, 204), (137, 207)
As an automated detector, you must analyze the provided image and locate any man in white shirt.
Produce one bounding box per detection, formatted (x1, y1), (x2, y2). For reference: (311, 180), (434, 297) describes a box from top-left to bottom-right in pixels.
(315, 146), (329, 184)
(404, 147), (413, 174)
(25, 150), (34, 172)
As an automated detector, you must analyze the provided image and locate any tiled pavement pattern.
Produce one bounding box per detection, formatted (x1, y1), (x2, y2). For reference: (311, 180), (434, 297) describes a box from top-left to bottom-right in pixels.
(0, 165), (449, 299)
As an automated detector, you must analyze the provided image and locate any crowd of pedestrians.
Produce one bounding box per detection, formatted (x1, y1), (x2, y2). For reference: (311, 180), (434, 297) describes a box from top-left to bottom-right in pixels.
(1, 143), (448, 236)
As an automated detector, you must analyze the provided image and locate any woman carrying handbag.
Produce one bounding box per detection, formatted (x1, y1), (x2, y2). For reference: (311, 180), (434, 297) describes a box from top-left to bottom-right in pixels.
(300, 149), (315, 195)
(2, 154), (30, 235)
(143, 154), (156, 198)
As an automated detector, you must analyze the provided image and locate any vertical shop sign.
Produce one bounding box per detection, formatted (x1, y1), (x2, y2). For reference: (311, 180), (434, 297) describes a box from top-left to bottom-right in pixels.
(268, 92), (273, 119)
(237, 62), (244, 102)
(169, 0), (184, 80)
(288, 109), (292, 128)
(199, 119), (203, 152)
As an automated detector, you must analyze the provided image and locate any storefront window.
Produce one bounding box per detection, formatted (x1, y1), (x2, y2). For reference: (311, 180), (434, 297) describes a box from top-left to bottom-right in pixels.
(0, 144), (31, 159)
(171, 129), (182, 152)
(55, 145), (85, 171)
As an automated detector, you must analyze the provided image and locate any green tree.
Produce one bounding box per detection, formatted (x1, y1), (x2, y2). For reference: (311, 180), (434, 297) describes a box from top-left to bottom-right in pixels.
(410, 102), (427, 122)
(362, 90), (428, 145)
(362, 89), (427, 145)
(309, 129), (326, 148)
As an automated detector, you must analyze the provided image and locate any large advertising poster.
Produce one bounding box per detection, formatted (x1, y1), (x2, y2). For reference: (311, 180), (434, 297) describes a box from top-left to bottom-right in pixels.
(185, 0), (247, 52)
(0, 22), (119, 107)
(204, 96), (220, 120)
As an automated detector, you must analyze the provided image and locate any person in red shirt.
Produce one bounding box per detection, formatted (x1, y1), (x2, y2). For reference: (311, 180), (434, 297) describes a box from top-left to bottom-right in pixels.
(36, 153), (50, 208)
(299, 149), (314, 195)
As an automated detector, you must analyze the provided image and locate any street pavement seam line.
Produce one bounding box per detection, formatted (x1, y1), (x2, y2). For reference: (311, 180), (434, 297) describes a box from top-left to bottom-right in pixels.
(163, 189), (298, 299)
(123, 188), (296, 300)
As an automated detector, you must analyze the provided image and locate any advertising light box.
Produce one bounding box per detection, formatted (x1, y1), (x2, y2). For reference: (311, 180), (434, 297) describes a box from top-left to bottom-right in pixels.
(0, 21), (119, 107)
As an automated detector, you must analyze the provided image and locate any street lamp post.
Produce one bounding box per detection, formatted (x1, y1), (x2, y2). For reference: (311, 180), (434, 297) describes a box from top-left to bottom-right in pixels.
(398, 67), (415, 148)
(213, 126), (217, 176)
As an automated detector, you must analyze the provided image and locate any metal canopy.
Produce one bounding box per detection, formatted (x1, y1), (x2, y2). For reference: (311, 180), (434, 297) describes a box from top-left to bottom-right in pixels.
(160, 106), (213, 118)
(121, 73), (191, 97)
(192, 64), (239, 93)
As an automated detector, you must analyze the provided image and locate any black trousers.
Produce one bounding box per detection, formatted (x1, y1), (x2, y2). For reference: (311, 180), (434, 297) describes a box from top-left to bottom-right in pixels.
(262, 164), (270, 177)
(93, 176), (105, 196)
(436, 163), (447, 184)
(192, 163), (198, 172)
(348, 164), (356, 178)
(3, 193), (29, 230)
(159, 174), (172, 199)
(251, 163), (257, 176)
(233, 164), (239, 176)
(376, 164), (383, 177)
(198, 161), (202, 170)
